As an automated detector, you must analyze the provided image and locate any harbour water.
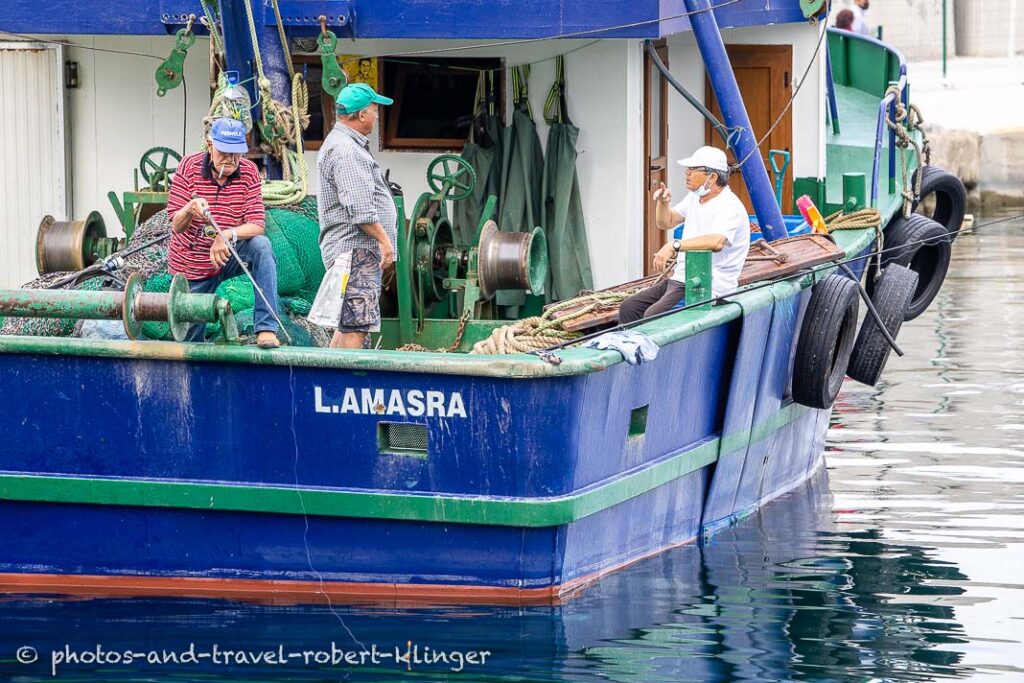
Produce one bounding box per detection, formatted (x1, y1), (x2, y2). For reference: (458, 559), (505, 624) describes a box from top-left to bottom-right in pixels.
(1, 212), (1022, 682)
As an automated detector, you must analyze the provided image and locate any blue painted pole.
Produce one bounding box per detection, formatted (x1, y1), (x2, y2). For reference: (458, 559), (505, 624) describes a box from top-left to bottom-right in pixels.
(215, 0), (288, 180)
(682, 0), (788, 240)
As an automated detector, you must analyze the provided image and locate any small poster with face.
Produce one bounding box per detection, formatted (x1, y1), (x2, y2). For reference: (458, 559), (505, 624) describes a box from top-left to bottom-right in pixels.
(341, 55), (378, 89)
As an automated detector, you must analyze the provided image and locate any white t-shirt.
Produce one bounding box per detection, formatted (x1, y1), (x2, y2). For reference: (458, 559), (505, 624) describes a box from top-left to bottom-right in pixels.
(851, 5), (871, 35)
(670, 187), (750, 298)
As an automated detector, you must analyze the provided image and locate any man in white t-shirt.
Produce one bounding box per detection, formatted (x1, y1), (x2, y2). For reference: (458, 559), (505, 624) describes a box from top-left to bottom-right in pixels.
(851, 0), (871, 36)
(619, 145), (750, 324)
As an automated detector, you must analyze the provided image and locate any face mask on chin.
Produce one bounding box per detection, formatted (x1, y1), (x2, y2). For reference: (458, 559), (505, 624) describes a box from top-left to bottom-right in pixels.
(693, 177), (713, 198)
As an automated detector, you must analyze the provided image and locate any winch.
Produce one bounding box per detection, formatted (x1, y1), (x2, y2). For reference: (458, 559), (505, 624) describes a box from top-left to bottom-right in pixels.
(35, 212), (125, 275)
(392, 154), (548, 345)
(0, 273), (238, 342)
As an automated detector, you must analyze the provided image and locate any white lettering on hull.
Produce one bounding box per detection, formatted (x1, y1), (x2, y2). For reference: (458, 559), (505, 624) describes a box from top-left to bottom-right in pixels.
(314, 386), (467, 418)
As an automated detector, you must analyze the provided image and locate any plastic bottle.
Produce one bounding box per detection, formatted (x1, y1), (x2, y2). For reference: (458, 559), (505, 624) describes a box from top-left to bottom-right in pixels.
(796, 195), (828, 235)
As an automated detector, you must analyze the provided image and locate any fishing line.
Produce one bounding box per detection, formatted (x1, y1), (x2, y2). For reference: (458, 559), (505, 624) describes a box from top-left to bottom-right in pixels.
(198, 202), (293, 343)
(287, 363), (369, 647)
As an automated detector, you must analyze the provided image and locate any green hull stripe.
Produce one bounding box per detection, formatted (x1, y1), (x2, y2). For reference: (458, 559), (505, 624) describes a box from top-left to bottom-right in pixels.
(0, 404), (809, 528)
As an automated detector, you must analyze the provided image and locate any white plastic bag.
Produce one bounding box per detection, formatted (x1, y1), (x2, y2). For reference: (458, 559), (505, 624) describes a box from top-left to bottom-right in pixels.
(308, 252), (352, 328)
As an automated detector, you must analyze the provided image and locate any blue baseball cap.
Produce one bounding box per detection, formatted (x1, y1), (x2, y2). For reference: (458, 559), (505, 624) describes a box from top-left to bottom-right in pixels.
(336, 83), (393, 115)
(210, 117), (248, 154)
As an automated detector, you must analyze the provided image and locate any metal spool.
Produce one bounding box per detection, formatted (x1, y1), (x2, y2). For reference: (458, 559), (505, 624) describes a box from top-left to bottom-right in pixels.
(36, 211), (108, 275)
(477, 222), (548, 300)
(122, 273), (145, 339)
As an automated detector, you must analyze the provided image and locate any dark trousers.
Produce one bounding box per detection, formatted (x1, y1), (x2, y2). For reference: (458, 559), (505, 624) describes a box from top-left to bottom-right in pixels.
(618, 280), (687, 325)
(184, 235), (279, 342)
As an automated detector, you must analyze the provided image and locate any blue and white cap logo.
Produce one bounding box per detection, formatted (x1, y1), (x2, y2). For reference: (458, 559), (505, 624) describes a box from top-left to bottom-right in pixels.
(210, 117), (249, 154)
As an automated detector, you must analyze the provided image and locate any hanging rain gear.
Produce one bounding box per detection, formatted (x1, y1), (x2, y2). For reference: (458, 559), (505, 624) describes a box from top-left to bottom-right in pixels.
(497, 66), (544, 308)
(541, 56), (593, 301)
(454, 71), (504, 246)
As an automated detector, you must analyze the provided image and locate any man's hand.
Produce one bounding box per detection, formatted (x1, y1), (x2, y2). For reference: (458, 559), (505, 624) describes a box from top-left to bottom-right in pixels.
(189, 197), (211, 221)
(378, 238), (395, 271)
(209, 235), (231, 269)
(653, 242), (677, 273)
(653, 182), (673, 206)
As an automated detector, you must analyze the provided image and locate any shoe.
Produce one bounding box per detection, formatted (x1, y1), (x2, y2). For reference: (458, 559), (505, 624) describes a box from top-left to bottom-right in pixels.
(256, 331), (281, 349)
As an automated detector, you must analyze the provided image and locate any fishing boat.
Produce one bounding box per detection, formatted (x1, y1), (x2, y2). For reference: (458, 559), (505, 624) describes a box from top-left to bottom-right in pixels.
(0, 0), (966, 602)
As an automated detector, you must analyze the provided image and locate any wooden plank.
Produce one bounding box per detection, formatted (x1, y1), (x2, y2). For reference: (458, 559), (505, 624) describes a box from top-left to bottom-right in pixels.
(552, 234), (845, 333)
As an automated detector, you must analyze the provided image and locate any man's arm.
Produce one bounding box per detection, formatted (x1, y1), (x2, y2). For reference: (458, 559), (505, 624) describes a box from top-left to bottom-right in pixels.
(653, 182), (685, 230)
(334, 156), (394, 267)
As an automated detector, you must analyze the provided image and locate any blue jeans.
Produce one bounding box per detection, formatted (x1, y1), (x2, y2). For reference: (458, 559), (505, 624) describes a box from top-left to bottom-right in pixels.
(184, 235), (279, 342)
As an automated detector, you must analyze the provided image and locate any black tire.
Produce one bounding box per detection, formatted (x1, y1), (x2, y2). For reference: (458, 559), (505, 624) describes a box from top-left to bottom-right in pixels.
(792, 274), (860, 410)
(911, 165), (967, 239)
(869, 213), (951, 321)
(848, 264), (919, 386)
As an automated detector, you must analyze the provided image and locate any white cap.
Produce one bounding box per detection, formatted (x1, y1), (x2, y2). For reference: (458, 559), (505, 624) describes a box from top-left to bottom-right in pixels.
(676, 145), (729, 173)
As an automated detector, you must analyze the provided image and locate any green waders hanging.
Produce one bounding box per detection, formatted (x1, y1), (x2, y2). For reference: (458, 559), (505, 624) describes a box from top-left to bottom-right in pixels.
(454, 71), (504, 246)
(542, 56), (594, 302)
(498, 66), (544, 311)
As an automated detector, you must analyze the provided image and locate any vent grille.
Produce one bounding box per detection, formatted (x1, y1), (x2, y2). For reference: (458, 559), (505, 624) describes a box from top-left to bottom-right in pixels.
(378, 422), (428, 457)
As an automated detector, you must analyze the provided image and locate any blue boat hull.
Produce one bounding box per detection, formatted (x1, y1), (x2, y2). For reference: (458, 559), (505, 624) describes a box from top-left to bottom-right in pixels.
(0, 273), (840, 601)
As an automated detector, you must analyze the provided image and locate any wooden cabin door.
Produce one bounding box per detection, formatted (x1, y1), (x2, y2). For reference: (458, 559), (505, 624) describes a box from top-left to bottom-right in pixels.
(704, 45), (793, 214)
(643, 40), (669, 276)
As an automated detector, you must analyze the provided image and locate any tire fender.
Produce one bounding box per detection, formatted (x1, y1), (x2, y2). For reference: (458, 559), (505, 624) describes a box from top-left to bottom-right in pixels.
(848, 264), (919, 386)
(792, 273), (860, 410)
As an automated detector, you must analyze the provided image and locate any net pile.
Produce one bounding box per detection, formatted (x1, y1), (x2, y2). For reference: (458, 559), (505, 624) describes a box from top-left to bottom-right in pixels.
(0, 197), (331, 347)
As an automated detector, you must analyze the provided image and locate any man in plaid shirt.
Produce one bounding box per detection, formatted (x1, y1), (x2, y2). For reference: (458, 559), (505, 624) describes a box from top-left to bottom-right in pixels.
(317, 83), (397, 349)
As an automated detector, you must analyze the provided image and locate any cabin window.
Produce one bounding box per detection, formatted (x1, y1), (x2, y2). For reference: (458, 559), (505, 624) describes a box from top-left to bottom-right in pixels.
(377, 422), (429, 458)
(380, 57), (504, 151)
(292, 55), (336, 151)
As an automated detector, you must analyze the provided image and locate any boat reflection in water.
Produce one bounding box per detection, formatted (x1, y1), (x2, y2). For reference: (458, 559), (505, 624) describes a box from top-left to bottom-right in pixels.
(0, 469), (970, 682)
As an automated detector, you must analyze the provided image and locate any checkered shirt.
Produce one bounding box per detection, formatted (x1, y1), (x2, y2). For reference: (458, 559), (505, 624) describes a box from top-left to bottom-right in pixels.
(316, 124), (398, 268)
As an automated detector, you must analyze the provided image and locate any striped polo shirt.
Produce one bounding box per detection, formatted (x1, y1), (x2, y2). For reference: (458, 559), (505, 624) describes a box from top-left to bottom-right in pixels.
(166, 152), (265, 281)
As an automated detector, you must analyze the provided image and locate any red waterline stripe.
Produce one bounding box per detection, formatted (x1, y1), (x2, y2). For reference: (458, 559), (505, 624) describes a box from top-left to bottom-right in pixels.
(0, 537), (698, 606)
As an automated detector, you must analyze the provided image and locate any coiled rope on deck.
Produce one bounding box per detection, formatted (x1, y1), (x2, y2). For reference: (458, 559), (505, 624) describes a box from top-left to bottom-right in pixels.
(469, 269), (672, 355)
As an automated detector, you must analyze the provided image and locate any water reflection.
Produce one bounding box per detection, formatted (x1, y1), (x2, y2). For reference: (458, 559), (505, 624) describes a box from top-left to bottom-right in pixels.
(2, 214), (1022, 682)
(0, 471), (976, 682)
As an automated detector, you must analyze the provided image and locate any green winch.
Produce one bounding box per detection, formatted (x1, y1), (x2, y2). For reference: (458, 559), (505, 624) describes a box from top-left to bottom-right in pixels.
(392, 154), (548, 345)
(0, 273), (238, 342)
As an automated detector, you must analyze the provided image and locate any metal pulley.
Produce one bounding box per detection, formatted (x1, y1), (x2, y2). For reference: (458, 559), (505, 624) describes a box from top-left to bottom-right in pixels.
(477, 222), (548, 300)
(36, 212), (125, 275)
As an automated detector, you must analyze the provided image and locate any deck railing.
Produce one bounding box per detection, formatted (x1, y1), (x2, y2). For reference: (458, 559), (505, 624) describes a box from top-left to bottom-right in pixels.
(827, 29), (909, 208)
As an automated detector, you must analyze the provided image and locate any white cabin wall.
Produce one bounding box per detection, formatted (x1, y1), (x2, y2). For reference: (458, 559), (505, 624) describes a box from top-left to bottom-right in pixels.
(50, 35), (210, 237)
(666, 23), (827, 210)
(302, 39), (644, 288)
(41, 36), (643, 288)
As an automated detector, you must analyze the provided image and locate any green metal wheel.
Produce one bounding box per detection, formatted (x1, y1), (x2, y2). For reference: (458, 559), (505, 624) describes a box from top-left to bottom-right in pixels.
(122, 273), (145, 340)
(426, 154), (476, 201)
(140, 147), (182, 192)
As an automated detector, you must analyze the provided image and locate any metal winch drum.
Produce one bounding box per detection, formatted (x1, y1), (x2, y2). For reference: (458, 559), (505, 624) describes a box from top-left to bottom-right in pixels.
(477, 221), (547, 300)
(36, 212), (125, 275)
(0, 274), (238, 342)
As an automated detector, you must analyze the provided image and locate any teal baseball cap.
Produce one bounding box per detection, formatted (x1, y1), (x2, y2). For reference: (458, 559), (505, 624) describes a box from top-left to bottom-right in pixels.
(336, 83), (393, 115)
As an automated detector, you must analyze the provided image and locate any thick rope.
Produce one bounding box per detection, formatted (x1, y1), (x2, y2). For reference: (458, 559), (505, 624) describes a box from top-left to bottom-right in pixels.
(824, 208), (882, 231)
(200, 0), (224, 58)
(469, 269), (671, 355)
(884, 85), (930, 219)
(262, 73), (309, 206)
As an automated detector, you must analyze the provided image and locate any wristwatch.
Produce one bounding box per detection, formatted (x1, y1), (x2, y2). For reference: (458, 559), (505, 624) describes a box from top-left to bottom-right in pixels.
(672, 239), (681, 252)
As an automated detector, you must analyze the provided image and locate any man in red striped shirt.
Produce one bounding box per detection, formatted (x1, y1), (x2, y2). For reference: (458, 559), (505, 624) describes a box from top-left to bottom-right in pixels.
(166, 117), (280, 348)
